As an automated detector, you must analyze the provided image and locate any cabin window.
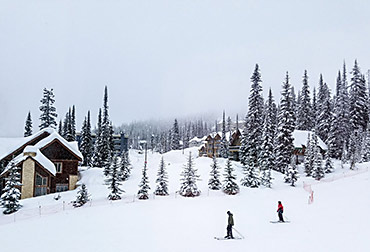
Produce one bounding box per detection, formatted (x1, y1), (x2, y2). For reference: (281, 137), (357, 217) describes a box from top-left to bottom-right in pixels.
(55, 162), (63, 173)
(35, 173), (48, 196)
(56, 184), (69, 192)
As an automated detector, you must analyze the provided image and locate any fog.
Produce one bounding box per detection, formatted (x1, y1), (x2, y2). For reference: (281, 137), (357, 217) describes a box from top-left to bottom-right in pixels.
(1, 0), (370, 137)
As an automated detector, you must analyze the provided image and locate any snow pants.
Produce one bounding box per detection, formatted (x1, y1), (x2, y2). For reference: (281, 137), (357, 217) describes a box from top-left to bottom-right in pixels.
(278, 212), (284, 222)
(226, 224), (234, 238)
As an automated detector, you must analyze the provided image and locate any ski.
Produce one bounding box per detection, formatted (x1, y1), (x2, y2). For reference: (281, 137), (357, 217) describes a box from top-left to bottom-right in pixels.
(214, 237), (243, 240)
(270, 220), (290, 224)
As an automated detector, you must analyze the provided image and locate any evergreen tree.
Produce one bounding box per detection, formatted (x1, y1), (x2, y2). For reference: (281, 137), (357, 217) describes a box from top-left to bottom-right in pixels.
(171, 119), (180, 150)
(275, 72), (295, 174)
(317, 76), (333, 143)
(312, 88), (317, 128)
(120, 150), (131, 181)
(179, 152), (200, 197)
(154, 156), (169, 196)
(349, 60), (368, 132)
(58, 120), (63, 136)
(101, 86), (113, 166)
(1, 160), (22, 214)
(260, 88), (276, 187)
(240, 64), (264, 188)
(73, 184), (90, 207)
(71, 105), (76, 140)
(39, 88), (57, 129)
(297, 70), (313, 130)
(348, 129), (362, 170)
(80, 111), (93, 166)
(24, 111), (33, 137)
(92, 109), (104, 167)
(138, 160), (150, 200)
(304, 133), (314, 177)
(220, 111), (229, 158)
(324, 152), (334, 174)
(222, 159), (239, 195)
(285, 156), (299, 186)
(361, 123), (370, 162)
(330, 70), (350, 159)
(208, 157), (222, 190)
(312, 133), (324, 180)
(106, 155), (124, 200)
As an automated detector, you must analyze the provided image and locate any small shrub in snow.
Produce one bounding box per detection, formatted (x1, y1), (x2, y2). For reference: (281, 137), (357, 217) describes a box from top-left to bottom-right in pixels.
(208, 157), (221, 190)
(73, 184), (90, 207)
(222, 159), (239, 195)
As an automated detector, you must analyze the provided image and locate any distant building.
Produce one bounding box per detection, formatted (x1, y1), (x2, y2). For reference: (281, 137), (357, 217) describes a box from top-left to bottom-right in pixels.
(0, 128), (83, 199)
(76, 132), (129, 154)
(199, 130), (241, 160)
(293, 130), (327, 163)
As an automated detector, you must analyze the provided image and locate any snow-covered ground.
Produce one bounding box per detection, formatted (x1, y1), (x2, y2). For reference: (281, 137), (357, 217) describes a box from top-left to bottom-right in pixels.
(0, 147), (369, 252)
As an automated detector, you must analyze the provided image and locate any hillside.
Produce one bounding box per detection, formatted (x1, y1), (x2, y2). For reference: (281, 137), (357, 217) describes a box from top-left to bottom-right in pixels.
(0, 147), (369, 252)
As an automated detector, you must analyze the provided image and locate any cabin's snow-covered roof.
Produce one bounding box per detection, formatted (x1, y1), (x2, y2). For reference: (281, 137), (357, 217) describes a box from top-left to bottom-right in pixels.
(293, 130), (327, 150)
(32, 131), (83, 160)
(0, 128), (55, 160)
(1, 149), (56, 176)
(0, 128), (82, 176)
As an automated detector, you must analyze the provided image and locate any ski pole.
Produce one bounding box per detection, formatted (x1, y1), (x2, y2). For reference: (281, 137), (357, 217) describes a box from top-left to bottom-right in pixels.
(232, 227), (245, 239)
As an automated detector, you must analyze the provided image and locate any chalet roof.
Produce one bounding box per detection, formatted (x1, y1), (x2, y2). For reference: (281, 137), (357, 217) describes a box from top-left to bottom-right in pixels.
(32, 131), (83, 160)
(1, 149), (56, 176)
(0, 128), (55, 161)
(293, 130), (327, 150)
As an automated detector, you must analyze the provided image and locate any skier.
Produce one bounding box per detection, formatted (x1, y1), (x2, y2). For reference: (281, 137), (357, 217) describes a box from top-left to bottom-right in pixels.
(225, 211), (234, 239)
(277, 201), (284, 222)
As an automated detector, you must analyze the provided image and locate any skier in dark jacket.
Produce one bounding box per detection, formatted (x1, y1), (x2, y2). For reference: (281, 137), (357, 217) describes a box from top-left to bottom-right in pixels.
(225, 211), (234, 239)
(277, 201), (284, 222)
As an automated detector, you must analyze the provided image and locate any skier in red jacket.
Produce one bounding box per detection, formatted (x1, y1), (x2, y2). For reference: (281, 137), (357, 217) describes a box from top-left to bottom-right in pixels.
(277, 201), (284, 222)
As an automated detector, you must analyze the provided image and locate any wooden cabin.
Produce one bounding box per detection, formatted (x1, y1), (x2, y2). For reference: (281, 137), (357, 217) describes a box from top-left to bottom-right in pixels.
(0, 128), (83, 199)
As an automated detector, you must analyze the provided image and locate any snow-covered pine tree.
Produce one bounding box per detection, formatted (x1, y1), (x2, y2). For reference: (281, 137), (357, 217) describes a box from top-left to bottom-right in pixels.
(259, 88), (276, 188)
(92, 108), (104, 167)
(154, 156), (169, 196)
(361, 123), (370, 162)
(220, 111), (229, 158)
(120, 150), (131, 181)
(324, 152), (334, 174)
(71, 105), (76, 141)
(1, 160), (22, 214)
(348, 129), (362, 170)
(137, 160), (150, 200)
(179, 152), (200, 197)
(227, 116), (232, 132)
(24, 111), (33, 137)
(297, 70), (313, 130)
(100, 86), (113, 167)
(312, 132), (324, 180)
(80, 111), (93, 166)
(304, 133), (313, 176)
(317, 76), (333, 143)
(240, 64), (264, 188)
(349, 60), (369, 132)
(208, 157), (221, 190)
(58, 120), (63, 136)
(275, 72), (295, 174)
(285, 156), (299, 186)
(330, 69), (350, 159)
(171, 119), (180, 150)
(73, 184), (90, 207)
(39, 88), (57, 129)
(63, 109), (74, 141)
(106, 155), (124, 200)
(312, 88), (317, 128)
(222, 159), (239, 195)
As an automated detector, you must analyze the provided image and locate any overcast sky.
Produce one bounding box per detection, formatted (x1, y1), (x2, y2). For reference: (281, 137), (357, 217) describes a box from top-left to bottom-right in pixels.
(1, 0), (370, 137)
